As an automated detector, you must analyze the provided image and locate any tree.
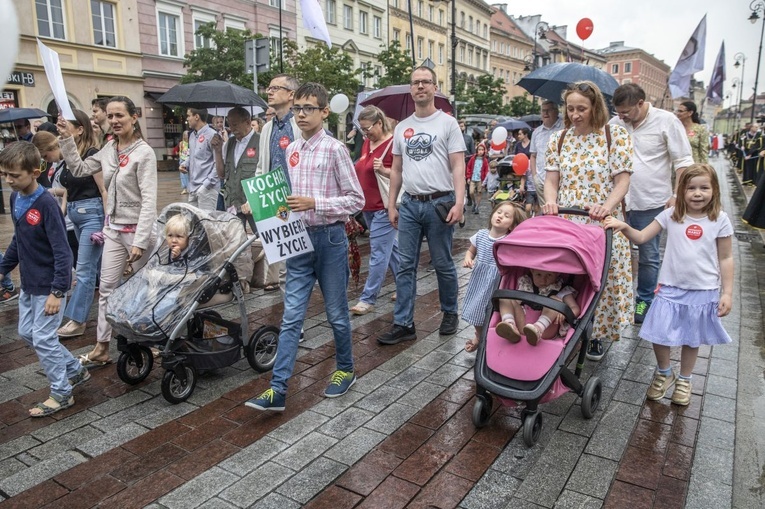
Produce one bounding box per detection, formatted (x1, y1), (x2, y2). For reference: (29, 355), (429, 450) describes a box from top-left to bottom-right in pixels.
(181, 23), (258, 88)
(461, 75), (506, 115)
(505, 94), (540, 116)
(279, 41), (361, 98)
(374, 40), (412, 88)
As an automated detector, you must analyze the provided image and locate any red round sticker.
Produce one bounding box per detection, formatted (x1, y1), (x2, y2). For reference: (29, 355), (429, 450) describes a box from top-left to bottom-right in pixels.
(404, 128), (414, 139)
(118, 154), (130, 167)
(685, 224), (703, 240)
(289, 151), (300, 167)
(246, 147), (256, 158)
(279, 136), (291, 149)
(198, 135), (205, 143)
(26, 209), (41, 226)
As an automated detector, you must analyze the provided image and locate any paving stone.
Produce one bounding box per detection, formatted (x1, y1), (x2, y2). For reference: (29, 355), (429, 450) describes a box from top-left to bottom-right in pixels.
(363, 402), (419, 435)
(387, 366), (433, 390)
(218, 436), (289, 477)
(0, 456), (27, 479)
(250, 492), (302, 509)
(709, 343), (738, 361)
(196, 498), (241, 509)
(559, 387), (615, 438)
(29, 410), (100, 442)
(318, 407), (375, 438)
(218, 461), (294, 507)
(686, 476), (733, 509)
(136, 401), (198, 429)
(311, 389), (365, 416)
(324, 427), (387, 466)
(621, 361), (656, 385)
(267, 410), (330, 444)
(611, 379), (650, 406)
(708, 357), (738, 379)
(276, 457), (347, 504)
(407, 339), (441, 356)
(584, 401), (640, 461)
(348, 369), (393, 395)
(697, 416), (735, 451)
(398, 381), (446, 408)
(539, 391), (577, 416)
(89, 389), (155, 417)
(159, 466), (241, 509)
(0, 435), (40, 462)
(28, 426), (102, 461)
(0, 450), (85, 497)
(377, 352), (421, 375)
(553, 489), (603, 509)
(355, 385), (403, 413)
(564, 453), (618, 499)
(460, 469), (521, 509)
(90, 398), (167, 432)
(691, 444), (734, 486)
(0, 379), (32, 404)
(412, 350), (455, 372)
(705, 374), (738, 399)
(491, 413), (563, 479)
(701, 393), (736, 423)
(272, 431), (338, 470)
(76, 422), (148, 457)
(514, 431), (588, 507)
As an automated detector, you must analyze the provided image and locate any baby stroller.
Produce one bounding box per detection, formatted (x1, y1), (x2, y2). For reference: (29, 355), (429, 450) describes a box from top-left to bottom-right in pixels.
(490, 154), (525, 209)
(472, 209), (611, 447)
(107, 203), (279, 404)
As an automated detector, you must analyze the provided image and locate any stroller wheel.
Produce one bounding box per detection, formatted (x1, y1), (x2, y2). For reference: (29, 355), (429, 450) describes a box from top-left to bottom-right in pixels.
(522, 411), (543, 447)
(247, 326), (280, 373)
(581, 376), (602, 419)
(472, 395), (493, 428)
(116, 347), (154, 385)
(161, 365), (197, 404)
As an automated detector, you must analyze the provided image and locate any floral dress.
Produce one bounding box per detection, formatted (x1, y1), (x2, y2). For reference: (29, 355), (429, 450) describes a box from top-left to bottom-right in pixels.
(545, 125), (634, 341)
(686, 123), (709, 164)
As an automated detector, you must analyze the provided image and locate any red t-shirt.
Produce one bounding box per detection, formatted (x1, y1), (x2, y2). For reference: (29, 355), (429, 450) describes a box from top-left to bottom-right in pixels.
(355, 137), (394, 211)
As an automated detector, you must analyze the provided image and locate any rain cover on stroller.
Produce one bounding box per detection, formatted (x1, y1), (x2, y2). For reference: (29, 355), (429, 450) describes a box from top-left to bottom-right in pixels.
(106, 203), (253, 341)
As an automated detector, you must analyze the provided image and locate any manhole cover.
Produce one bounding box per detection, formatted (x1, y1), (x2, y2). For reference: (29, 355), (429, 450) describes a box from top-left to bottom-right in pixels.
(735, 231), (757, 242)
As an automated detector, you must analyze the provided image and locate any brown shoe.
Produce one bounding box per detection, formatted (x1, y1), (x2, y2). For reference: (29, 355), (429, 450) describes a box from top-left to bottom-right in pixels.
(58, 320), (86, 338)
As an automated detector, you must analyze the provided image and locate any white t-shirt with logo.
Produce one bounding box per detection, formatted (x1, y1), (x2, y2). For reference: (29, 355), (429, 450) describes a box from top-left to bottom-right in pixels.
(655, 207), (733, 290)
(392, 110), (466, 195)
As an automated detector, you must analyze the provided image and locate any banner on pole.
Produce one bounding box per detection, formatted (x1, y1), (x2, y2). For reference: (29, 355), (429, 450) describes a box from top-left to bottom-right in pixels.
(241, 168), (313, 263)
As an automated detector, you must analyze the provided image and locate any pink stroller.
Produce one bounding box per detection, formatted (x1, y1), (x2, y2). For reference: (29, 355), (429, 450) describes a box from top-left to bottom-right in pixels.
(472, 210), (611, 447)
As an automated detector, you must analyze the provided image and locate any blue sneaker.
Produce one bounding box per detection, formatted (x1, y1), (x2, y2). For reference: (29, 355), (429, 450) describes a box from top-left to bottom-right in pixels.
(245, 388), (286, 411)
(324, 370), (356, 398)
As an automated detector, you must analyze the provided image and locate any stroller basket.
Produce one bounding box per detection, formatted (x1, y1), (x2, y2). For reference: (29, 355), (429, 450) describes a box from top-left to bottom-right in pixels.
(181, 312), (243, 370)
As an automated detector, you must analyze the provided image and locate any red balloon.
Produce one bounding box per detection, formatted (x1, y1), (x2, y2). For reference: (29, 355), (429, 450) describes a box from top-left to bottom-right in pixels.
(512, 153), (529, 175)
(576, 18), (594, 41)
(490, 141), (507, 151)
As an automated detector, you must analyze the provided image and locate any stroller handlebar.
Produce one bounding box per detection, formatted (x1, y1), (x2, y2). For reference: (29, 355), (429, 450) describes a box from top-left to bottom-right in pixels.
(553, 207), (590, 217)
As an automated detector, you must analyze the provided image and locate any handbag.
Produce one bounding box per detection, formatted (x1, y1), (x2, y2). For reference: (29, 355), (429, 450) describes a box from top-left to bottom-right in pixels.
(373, 139), (403, 208)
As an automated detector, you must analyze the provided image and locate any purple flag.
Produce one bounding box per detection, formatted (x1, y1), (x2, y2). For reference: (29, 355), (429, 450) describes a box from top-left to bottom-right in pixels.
(706, 41), (725, 105)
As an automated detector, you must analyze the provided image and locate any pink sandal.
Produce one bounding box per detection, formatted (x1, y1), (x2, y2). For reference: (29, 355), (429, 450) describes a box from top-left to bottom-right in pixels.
(523, 323), (544, 346)
(495, 321), (521, 343)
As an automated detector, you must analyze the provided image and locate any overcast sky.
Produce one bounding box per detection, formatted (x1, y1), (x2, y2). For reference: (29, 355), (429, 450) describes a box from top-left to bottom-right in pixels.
(511, 0), (761, 107)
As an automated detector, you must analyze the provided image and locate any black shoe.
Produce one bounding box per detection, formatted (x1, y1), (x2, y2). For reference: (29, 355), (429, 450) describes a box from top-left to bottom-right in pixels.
(634, 300), (650, 324)
(378, 324), (417, 345)
(439, 312), (459, 335)
(586, 338), (604, 361)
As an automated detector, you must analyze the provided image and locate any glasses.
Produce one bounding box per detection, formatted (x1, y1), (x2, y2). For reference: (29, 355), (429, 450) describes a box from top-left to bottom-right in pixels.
(290, 105), (322, 115)
(360, 121), (378, 133)
(410, 79), (434, 87)
(675, 109), (689, 113)
(568, 82), (593, 93)
(266, 85), (294, 93)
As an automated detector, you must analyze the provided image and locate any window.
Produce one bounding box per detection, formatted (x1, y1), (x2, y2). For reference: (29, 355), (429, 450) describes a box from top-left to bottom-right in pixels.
(405, 33), (411, 51)
(468, 48), (473, 66)
(460, 11), (465, 28)
(428, 40), (434, 59)
(343, 5), (353, 30)
(624, 62), (632, 73)
(36, 0), (66, 40)
(393, 28), (400, 41)
(493, 67), (496, 76)
(438, 44), (444, 64)
(326, 0), (336, 25)
(428, 5), (434, 22)
(417, 37), (423, 59)
(269, 0), (284, 7)
(192, 14), (216, 50)
(483, 25), (487, 38)
(611, 63), (619, 74)
(373, 16), (381, 39)
(359, 11), (368, 34)
(224, 17), (246, 33)
(417, 1), (423, 17)
(438, 81), (444, 90)
(459, 45), (465, 63)
(439, 9), (444, 26)
(157, 7), (182, 57)
(392, 0), (398, 8)
(91, 1), (116, 47)
(468, 16), (473, 32)
(270, 28), (286, 61)
(622, 78), (632, 84)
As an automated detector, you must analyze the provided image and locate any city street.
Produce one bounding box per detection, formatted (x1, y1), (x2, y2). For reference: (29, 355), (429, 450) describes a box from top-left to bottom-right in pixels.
(0, 158), (762, 508)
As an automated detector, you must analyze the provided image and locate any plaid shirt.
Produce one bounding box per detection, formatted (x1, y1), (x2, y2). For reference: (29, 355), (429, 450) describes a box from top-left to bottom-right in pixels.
(286, 129), (364, 227)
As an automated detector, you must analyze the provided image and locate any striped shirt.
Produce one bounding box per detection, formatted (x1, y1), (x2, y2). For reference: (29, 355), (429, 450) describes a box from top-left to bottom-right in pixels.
(286, 130), (364, 227)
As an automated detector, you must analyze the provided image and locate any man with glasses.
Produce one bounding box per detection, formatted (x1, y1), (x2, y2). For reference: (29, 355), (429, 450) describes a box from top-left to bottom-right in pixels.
(610, 83), (693, 324)
(529, 100), (563, 206)
(14, 119), (33, 142)
(377, 66), (466, 345)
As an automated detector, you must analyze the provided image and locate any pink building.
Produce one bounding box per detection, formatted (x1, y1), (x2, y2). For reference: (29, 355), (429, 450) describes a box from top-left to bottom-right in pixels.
(137, 0), (297, 157)
(597, 41), (671, 107)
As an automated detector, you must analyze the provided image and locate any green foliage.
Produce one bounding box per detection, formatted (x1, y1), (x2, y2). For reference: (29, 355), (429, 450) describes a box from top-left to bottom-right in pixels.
(461, 75), (506, 115)
(374, 40), (413, 88)
(280, 41), (361, 98)
(181, 24), (258, 88)
(505, 94), (540, 116)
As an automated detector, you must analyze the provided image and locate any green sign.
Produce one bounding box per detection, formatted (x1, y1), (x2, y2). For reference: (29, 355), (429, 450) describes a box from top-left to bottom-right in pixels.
(241, 168), (290, 222)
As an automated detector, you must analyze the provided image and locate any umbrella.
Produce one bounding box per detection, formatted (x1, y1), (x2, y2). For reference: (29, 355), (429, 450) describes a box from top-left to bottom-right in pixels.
(360, 85), (452, 121)
(0, 108), (50, 124)
(498, 118), (531, 131)
(156, 80), (268, 110)
(517, 63), (620, 103)
(207, 106), (265, 118)
(520, 114), (542, 123)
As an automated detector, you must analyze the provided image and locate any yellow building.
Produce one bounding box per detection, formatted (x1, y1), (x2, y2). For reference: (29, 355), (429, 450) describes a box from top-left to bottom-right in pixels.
(454, 0), (493, 90)
(490, 6), (534, 106)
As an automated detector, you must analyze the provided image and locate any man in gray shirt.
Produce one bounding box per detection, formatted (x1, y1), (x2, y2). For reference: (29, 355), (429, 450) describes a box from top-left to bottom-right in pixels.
(529, 100), (563, 206)
(186, 108), (219, 212)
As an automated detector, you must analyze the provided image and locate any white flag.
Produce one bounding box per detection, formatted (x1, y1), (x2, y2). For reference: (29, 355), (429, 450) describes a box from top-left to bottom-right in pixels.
(668, 15), (707, 99)
(300, 0), (332, 48)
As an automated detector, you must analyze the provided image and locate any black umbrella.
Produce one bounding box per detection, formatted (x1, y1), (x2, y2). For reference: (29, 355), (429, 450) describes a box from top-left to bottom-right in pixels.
(156, 80), (268, 110)
(0, 108), (50, 124)
(517, 63), (620, 103)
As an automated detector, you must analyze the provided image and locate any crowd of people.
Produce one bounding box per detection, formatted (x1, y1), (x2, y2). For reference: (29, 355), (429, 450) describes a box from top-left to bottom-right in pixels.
(0, 69), (736, 418)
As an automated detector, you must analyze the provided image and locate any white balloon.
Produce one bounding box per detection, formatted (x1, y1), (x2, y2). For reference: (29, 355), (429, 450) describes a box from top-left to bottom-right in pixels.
(491, 126), (508, 145)
(0, 0), (20, 87)
(329, 93), (350, 114)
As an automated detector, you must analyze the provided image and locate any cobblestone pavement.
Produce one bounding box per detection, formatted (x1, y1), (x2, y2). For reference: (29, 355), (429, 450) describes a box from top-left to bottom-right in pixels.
(0, 160), (762, 508)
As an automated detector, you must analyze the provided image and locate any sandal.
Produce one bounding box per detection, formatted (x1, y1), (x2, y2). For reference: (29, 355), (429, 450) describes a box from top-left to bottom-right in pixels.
(29, 394), (74, 418)
(78, 353), (113, 369)
(523, 323), (544, 346)
(495, 320), (521, 343)
(350, 302), (375, 315)
(465, 337), (479, 353)
(264, 284), (279, 292)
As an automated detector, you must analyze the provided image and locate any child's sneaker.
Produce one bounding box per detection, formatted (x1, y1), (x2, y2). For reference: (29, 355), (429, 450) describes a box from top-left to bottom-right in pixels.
(671, 378), (692, 406)
(585, 338), (605, 361)
(0, 286), (19, 303)
(646, 370), (676, 401)
(523, 323), (543, 346)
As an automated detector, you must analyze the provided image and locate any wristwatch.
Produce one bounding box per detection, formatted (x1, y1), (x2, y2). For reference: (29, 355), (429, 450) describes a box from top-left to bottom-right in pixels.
(51, 289), (65, 298)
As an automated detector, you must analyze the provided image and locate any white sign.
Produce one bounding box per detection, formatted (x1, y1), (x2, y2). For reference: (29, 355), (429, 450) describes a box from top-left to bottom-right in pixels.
(36, 39), (75, 120)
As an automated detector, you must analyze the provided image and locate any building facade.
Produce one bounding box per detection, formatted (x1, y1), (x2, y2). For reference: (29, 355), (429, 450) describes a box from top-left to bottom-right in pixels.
(453, 0), (493, 90)
(490, 5), (533, 105)
(597, 41), (671, 107)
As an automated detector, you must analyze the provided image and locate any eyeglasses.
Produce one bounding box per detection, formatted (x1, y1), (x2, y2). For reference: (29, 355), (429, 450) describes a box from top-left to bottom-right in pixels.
(290, 105), (322, 115)
(266, 85), (294, 93)
(568, 82), (593, 93)
(360, 121), (378, 133)
(675, 109), (689, 113)
(410, 79), (434, 87)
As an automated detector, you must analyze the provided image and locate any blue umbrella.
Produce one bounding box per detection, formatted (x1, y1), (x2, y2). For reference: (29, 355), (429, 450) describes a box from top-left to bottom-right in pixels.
(498, 118), (531, 131)
(0, 108), (50, 124)
(517, 63), (620, 103)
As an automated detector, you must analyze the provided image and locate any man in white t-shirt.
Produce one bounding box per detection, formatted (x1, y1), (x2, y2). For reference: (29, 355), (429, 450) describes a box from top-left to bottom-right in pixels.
(378, 66), (466, 345)
(610, 84), (694, 324)
(529, 100), (563, 206)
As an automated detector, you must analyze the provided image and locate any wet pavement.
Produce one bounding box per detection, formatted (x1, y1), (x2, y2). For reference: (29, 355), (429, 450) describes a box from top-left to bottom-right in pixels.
(0, 159), (762, 508)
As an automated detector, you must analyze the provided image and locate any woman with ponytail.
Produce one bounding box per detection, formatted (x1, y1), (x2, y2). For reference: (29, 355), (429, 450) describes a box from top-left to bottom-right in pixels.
(676, 101), (709, 164)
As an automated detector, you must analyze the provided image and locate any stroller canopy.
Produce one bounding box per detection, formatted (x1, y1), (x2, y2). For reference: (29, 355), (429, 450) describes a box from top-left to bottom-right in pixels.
(493, 215), (606, 291)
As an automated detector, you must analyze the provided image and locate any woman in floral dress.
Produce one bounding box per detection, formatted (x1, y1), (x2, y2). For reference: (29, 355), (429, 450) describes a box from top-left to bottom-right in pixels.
(542, 81), (634, 361)
(675, 101), (709, 164)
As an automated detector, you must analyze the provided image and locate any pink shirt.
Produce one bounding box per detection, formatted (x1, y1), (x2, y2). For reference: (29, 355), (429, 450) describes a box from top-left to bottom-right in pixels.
(286, 130), (364, 227)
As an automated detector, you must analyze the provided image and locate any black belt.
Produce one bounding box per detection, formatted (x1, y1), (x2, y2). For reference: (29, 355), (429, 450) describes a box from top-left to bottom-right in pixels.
(306, 221), (343, 231)
(407, 191), (451, 202)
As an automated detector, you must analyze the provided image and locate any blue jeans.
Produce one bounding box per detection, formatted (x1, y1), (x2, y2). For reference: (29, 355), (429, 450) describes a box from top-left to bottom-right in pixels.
(627, 206), (663, 304)
(360, 210), (400, 305)
(0, 252), (13, 290)
(66, 198), (105, 323)
(270, 223), (354, 394)
(18, 291), (82, 398)
(179, 171), (189, 190)
(394, 192), (458, 326)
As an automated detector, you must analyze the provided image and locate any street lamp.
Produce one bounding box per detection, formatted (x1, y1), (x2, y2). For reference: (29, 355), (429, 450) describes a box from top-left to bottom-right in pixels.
(532, 21), (549, 71)
(735, 52), (746, 131)
(749, 1), (764, 124)
(732, 77), (741, 132)
(429, 0), (458, 118)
